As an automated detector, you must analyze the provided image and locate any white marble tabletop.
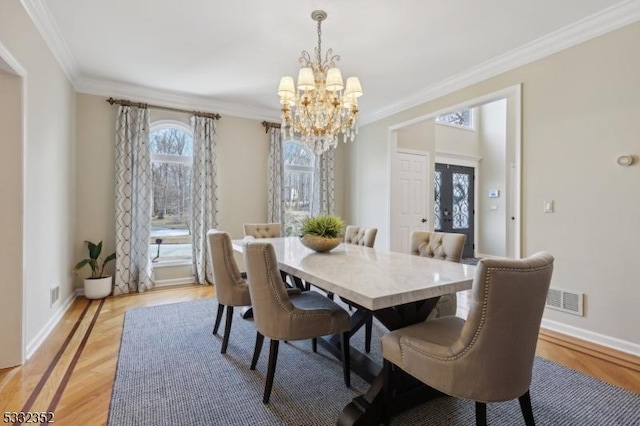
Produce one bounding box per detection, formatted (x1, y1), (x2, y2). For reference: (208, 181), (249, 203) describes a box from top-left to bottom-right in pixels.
(232, 237), (476, 311)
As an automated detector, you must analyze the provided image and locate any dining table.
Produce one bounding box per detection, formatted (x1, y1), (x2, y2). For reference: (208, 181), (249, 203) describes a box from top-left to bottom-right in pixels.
(232, 236), (476, 425)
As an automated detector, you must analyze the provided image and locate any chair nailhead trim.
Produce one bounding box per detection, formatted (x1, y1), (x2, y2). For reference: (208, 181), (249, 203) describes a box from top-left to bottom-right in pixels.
(399, 264), (552, 364)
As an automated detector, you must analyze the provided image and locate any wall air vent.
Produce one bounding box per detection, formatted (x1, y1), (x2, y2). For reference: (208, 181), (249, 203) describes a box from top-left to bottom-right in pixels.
(545, 288), (584, 316)
(50, 286), (60, 308)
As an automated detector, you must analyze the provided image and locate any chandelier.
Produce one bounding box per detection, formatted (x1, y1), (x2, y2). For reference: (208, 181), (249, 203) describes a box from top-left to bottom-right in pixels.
(277, 10), (363, 154)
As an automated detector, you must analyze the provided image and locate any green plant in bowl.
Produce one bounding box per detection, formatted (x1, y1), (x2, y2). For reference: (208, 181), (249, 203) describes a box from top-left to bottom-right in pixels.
(300, 215), (344, 252)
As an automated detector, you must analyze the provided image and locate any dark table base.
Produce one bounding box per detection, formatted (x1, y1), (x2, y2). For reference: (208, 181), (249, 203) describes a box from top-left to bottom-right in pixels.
(336, 297), (443, 426)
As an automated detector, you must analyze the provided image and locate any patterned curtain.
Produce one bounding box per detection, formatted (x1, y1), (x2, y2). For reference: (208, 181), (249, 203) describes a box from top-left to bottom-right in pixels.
(267, 127), (284, 228)
(114, 105), (153, 295)
(191, 116), (218, 284)
(311, 148), (335, 216)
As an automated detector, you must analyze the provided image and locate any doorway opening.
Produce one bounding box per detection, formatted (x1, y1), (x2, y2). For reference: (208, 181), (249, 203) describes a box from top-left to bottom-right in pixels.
(0, 43), (26, 368)
(388, 85), (521, 259)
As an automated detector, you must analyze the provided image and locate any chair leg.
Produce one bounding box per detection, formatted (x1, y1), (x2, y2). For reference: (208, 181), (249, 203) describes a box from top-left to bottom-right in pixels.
(365, 314), (373, 353)
(518, 390), (535, 426)
(263, 340), (280, 404)
(341, 331), (351, 388)
(221, 306), (234, 354)
(475, 401), (487, 426)
(382, 359), (393, 426)
(312, 337), (318, 353)
(251, 331), (264, 370)
(212, 303), (224, 335)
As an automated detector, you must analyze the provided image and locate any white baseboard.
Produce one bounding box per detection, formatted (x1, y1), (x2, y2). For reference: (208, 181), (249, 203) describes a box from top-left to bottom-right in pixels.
(476, 253), (508, 259)
(153, 277), (196, 287)
(541, 318), (640, 357)
(25, 290), (77, 360)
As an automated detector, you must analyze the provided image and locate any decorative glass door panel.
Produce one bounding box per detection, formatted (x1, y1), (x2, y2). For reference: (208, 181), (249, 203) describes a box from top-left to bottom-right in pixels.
(452, 172), (470, 229)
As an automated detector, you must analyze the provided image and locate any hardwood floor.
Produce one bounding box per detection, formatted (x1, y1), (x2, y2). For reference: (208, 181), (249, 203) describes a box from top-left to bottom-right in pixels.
(0, 285), (637, 425)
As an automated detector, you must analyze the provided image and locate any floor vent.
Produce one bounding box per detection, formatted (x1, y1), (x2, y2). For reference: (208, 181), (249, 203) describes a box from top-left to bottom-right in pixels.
(546, 288), (584, 316)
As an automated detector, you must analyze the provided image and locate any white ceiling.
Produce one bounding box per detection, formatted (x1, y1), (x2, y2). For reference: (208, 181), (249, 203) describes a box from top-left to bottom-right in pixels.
(26, 0), (640, 122)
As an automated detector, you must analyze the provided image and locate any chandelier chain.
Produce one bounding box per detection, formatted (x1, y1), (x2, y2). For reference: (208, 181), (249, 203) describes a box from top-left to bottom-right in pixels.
(316, 18), (322, 65)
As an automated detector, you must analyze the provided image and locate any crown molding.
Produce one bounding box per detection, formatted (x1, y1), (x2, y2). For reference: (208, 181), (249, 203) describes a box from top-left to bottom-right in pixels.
(74, 76), (281, 122)
(360, 0), (640, 125)
(20, 0), (78, 82)
(0, 41), (27, 76)
(21, 0), (640, 124)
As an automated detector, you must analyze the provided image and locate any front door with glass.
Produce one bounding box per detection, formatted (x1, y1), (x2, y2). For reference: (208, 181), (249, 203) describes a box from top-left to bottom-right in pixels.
(434, 163), (475, 258)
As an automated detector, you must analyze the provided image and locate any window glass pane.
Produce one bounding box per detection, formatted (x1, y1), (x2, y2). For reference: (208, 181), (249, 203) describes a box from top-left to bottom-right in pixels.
(150, 127), (193, 262)
(434, 171), (442, 230)
(283, 141), (314, 236)
(436, 109), (473, 129)
(284, 142), (314, 167)
(151, 128), (193, 156)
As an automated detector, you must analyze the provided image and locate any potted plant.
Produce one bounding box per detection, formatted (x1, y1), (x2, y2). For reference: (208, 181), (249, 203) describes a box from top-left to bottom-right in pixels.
(73, 240), (116, 299)
(300, 215), (344, 252)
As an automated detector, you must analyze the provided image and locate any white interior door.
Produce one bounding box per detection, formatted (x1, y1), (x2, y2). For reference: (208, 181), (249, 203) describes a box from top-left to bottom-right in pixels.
(391, 151), (430, 253)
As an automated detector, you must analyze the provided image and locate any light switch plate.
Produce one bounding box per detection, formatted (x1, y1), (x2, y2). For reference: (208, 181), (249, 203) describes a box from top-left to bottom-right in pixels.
(544, 200), (554, 213)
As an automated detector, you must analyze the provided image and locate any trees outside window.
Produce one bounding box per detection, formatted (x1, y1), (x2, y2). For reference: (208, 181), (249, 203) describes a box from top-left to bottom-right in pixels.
(283, 141), (314, 236)
(149, 124), (193, 262)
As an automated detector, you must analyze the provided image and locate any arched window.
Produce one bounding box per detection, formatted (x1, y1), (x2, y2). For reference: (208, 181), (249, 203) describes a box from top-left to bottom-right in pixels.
(283, 140), (314, 236)
(149, 121), (193, 263)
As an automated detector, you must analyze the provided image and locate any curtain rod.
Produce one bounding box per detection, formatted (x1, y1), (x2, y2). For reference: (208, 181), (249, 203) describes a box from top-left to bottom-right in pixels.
(261, 121), (281, 133)
(106, 97), (221, 120)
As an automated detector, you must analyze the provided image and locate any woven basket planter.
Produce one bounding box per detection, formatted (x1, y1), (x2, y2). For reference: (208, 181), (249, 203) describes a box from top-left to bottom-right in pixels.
(300, 234), (342, 253)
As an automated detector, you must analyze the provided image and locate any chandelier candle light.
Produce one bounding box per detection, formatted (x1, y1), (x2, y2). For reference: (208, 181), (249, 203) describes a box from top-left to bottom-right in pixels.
(277, 10), (363, 154)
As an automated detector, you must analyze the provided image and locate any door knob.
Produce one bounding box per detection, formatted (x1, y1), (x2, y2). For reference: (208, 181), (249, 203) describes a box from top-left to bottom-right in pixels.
(421, 218), (427, 223)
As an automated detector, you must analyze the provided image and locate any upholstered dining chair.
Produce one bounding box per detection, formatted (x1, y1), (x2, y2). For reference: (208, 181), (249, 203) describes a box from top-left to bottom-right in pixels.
(243, 222), (302, 289)
(244, 241), (352, 404)
(207, 229), (253, 354)
(208, 229), (301, 352)
(341, 225), (378, 353)
(243, 223), (282, 238)
(381, 252), (554, 426)
(344, 225), (378, 247)
(410, 231), (466, 318)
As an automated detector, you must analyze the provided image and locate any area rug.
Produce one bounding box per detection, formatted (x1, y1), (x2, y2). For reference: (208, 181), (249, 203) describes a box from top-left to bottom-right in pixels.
(108, 298), (640, 425)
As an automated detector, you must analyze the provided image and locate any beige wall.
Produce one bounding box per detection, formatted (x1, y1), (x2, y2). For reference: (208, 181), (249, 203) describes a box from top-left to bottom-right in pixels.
(75, 94), (116, 282)
(397, 120), (435, 152)
(0, 69), (23, 367)
(0, 0), (76, 356)
(478, 99), (507, 257)
(75, 95), (271, 282)
(75, 94), (349, 279)
(346, 22), (640, 347)
(435, 112), (481, 158)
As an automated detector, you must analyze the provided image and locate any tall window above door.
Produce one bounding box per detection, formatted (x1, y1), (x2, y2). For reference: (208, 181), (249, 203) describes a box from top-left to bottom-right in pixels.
(283, 141), (314, 236)
(149, 122), (193, 263)
(436, 108), (474, 130)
